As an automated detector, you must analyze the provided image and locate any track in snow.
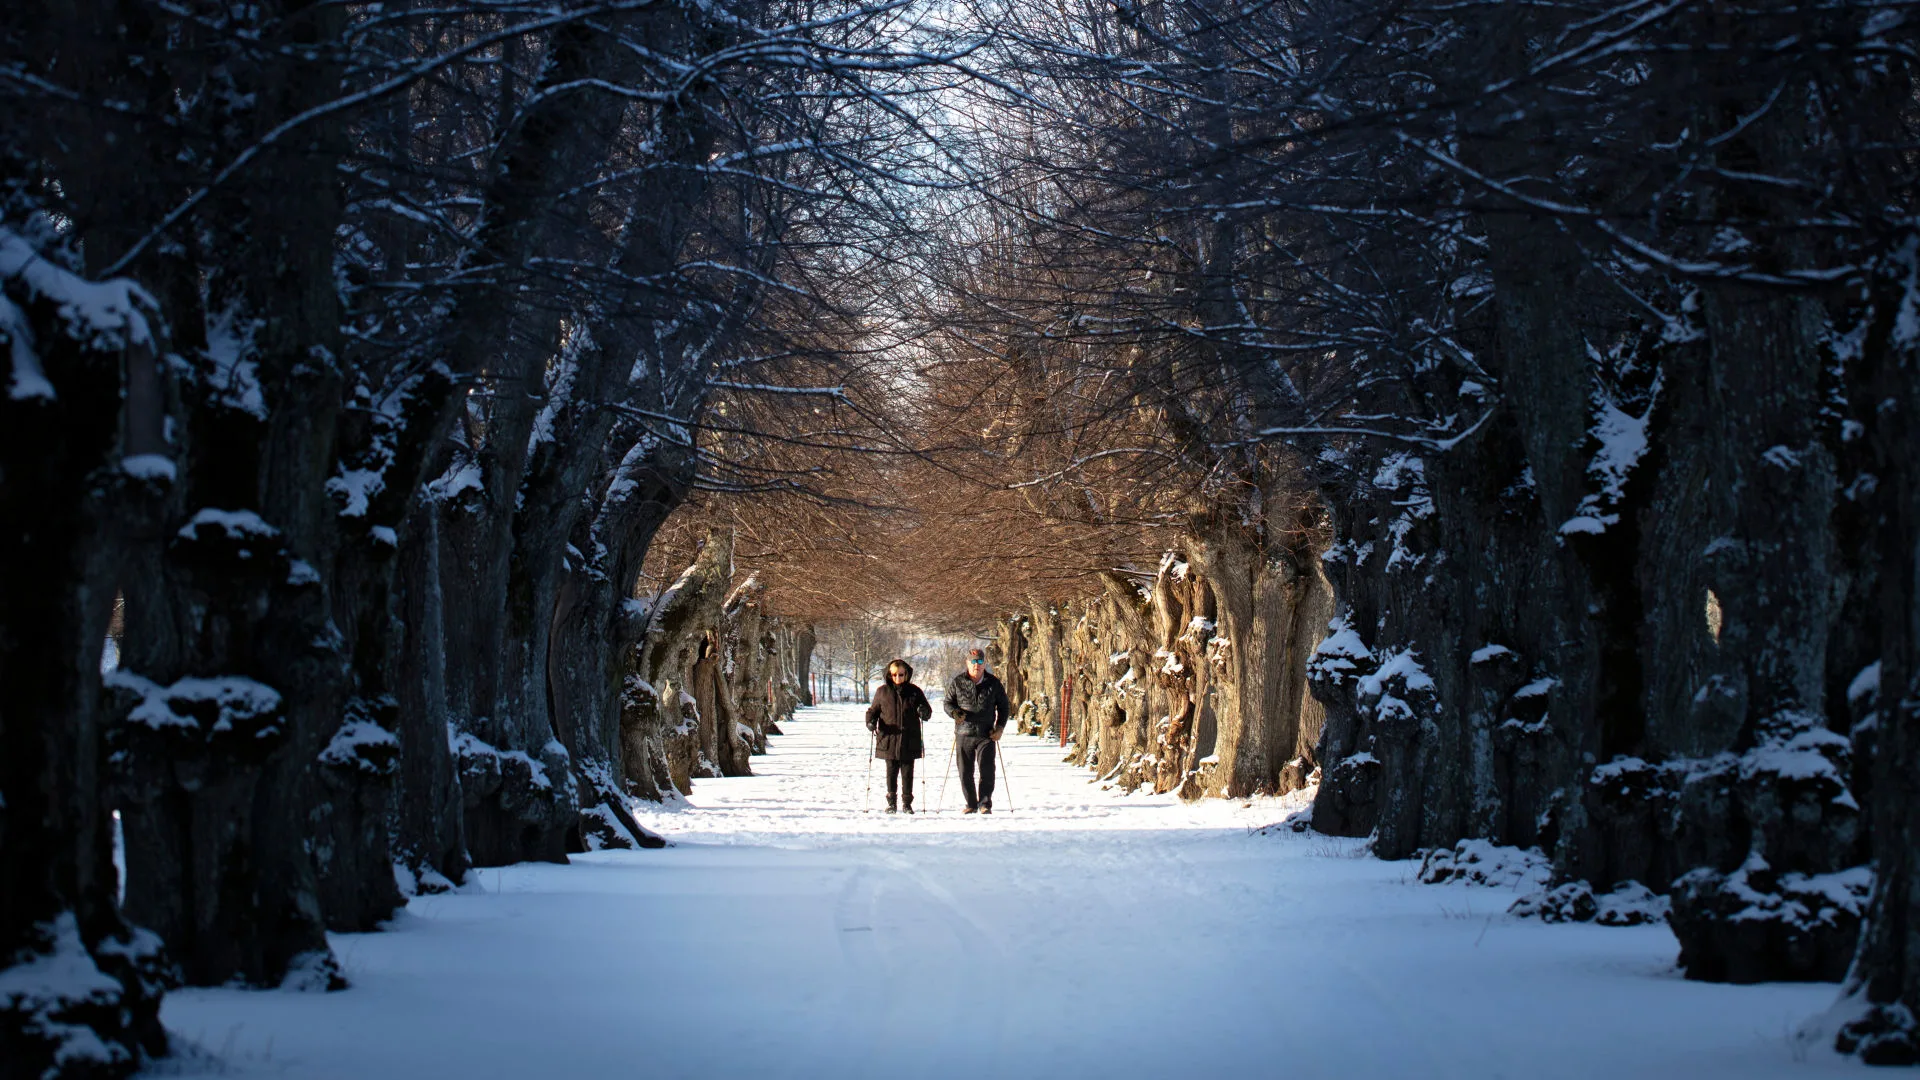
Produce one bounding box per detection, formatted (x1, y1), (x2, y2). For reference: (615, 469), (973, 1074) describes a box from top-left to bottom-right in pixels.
(151, 704), (1856, 1079)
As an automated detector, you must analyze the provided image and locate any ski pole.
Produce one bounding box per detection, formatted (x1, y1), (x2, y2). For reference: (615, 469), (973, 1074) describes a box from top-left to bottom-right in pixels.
(996, 738), (1014, 815)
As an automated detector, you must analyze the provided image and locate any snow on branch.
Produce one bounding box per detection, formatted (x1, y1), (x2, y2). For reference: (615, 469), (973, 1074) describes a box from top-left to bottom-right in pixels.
(0, 226), (157, 402)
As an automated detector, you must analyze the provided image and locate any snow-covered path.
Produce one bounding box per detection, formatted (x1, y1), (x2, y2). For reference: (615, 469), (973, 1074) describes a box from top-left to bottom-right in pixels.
(154, 705), (1856, 1078)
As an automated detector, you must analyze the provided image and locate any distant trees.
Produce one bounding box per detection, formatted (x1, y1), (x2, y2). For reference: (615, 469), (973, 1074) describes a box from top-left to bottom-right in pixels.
(822, 618), (911, 701)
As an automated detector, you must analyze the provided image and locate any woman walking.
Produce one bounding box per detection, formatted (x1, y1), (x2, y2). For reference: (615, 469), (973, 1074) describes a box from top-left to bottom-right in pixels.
(866, 658), (931, 813)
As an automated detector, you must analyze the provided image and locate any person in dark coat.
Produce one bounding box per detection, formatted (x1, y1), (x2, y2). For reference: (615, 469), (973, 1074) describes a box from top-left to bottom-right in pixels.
(866, 658), (931, 813)
(944, 647), (1011, 814)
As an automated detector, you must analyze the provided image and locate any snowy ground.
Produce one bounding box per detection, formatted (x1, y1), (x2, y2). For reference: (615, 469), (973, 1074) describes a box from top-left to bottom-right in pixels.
(152, 704), (1859, 1078)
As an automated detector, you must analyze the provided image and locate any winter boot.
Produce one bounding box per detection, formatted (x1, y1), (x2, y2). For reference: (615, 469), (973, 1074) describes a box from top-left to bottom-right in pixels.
(902, 796), (914, 815)
(885, 794), (898, 814)
(979, 803), (992, 815)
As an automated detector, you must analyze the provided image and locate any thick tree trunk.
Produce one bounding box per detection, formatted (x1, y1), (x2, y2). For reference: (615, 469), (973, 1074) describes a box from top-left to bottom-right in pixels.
(313, 455), (414, 928)
(1188, 516), (1332, 799)
(550, 435), (702, 814)
(390, 504), (467, 891)
(0, 243), (169, 1077)
(725, 576), (778, 754)
(113, 3), (352, 986)
(435, 425), (575, 865)
(1834, 234), (1920, 1062)
(1306, 243), (1600, 859)
(621, 530), (735, 797)
(793, 624), (817, 707)
(770, 623), (812, 727)
(1658, 276), (1860, 983)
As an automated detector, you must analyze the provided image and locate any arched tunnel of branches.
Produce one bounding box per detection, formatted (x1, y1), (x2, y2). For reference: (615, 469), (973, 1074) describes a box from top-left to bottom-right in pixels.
(4, 0), (1920, 1073)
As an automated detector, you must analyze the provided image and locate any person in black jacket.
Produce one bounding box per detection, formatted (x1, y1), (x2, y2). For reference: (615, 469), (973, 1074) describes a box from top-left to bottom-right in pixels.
(944, 647), (1011, 814)
(866, 658), (931, 813)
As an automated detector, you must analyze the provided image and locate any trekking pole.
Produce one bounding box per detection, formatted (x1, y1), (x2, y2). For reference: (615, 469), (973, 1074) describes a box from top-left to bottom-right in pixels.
(937, 731), (956, 813)
(863, 727), (876, 813)
(996, 739), (1014, 815)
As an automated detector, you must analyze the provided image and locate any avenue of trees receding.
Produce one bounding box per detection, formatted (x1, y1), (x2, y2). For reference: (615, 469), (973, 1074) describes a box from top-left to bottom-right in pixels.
(3, 0), (1918, 1074)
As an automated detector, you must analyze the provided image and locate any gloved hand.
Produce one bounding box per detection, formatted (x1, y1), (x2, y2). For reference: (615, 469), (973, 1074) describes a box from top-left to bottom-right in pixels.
(990, 727), (1004, 742)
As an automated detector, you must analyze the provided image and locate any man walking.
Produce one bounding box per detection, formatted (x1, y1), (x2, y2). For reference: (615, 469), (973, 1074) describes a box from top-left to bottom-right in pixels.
(945, 647), (1011, 814)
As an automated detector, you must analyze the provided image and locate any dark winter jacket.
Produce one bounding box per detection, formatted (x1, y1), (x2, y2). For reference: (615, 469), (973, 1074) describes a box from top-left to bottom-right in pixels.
(866, 678), (931, 760)
(944, 669), (1011, 738)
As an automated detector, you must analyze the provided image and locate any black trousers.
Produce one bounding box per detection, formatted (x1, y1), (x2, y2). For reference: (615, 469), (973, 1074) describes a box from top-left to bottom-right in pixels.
(885, 758), (916, 800)
(955, 733), (996, 808)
